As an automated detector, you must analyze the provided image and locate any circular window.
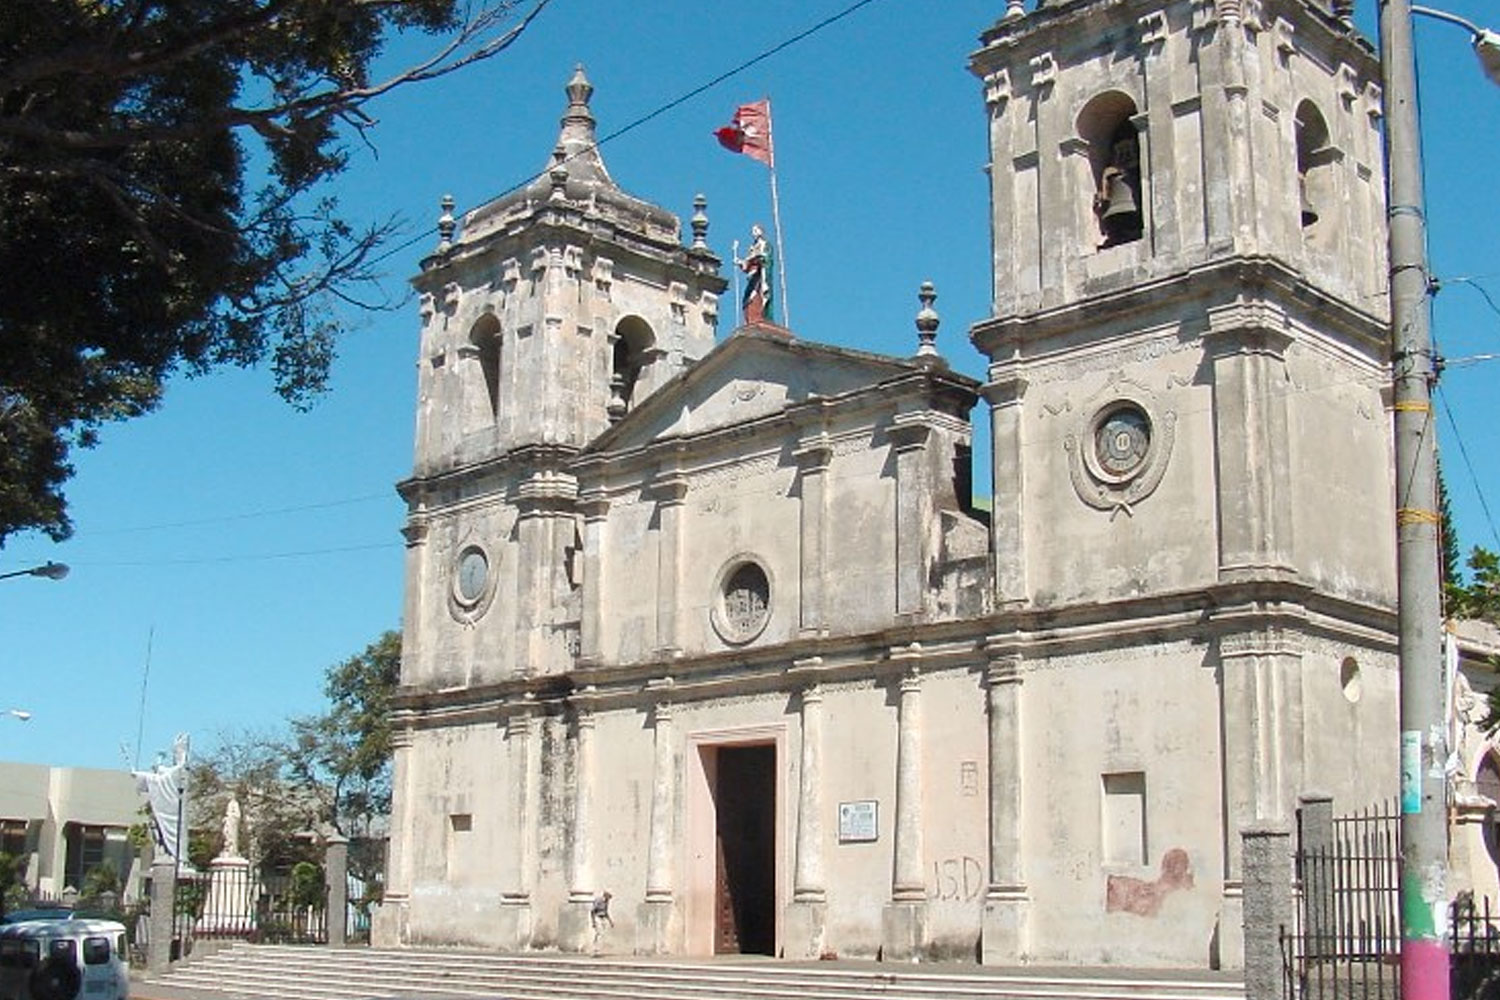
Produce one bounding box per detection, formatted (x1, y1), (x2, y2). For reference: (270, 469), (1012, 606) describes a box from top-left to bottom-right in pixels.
(449, 543), (497, 624)
(1092, 404), (1151, 480)
(711, 559), (771, 645)
(457, 547), (489, 604)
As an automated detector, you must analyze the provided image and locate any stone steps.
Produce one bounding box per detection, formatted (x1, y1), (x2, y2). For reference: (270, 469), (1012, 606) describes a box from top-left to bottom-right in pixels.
(143, 943), (1247, 1000)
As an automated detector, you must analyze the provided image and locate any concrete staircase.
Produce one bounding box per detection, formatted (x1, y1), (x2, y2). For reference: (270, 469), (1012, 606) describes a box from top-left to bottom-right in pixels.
(139, 943), (1248, 1000)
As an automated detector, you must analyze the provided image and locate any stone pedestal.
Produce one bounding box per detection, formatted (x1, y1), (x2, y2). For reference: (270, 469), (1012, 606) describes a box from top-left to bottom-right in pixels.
(1217, 882), (1245, 970)
(881, 900), (928, 962)
(635, 898), (677, 955)
(196, 854), (255, 934)
(497, 897), (532, 950)
(980, 886), (1028, 964)
(782, 900), (827, 960)
(369, 896), (407, 948)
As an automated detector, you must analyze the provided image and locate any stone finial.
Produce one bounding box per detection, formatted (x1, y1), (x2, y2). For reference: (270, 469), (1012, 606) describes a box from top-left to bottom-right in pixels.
(690, 194), (709, 250)
(914, 281), (941, 361)
(1003, 0), (1025, 19)
(1331, 0), (1353, 26)
(436, 194), (456, 252)
(566, 63), (594, 111)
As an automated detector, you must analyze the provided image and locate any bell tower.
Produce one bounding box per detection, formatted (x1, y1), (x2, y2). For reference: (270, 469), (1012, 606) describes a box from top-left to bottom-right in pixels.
(968, 0), (1396, 966)
(399, 66), (726, 690)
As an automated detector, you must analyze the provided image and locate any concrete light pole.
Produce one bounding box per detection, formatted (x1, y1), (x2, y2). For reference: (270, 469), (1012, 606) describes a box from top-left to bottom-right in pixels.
(1380, 4), (1499, 999)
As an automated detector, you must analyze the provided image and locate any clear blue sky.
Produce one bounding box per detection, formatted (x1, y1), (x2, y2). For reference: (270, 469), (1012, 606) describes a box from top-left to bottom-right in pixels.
(3, 0), (1498, 771)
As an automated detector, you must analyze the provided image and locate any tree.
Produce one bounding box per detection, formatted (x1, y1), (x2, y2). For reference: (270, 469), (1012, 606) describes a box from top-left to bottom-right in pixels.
(1451, 546), (1500, 625)
(287, 629), (400, 841)
(0, 0), (550, 544)
(188, 726), (318, 869)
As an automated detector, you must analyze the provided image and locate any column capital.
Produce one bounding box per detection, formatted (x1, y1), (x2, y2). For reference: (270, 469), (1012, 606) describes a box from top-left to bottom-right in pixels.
(794, 435), (833, 471)
(986, 655), (1024, 687)
(577, 491), (611, 520)
(649, 474), (690, 506)
(887, 414), (932, 452)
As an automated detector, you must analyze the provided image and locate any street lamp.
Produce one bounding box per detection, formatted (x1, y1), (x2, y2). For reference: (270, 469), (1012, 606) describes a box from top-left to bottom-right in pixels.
(1411, 6), (1500, 85)
(4, 709), (31, 722)
(0, 562), (69, 582)
(1380, 4), (1500, 1000)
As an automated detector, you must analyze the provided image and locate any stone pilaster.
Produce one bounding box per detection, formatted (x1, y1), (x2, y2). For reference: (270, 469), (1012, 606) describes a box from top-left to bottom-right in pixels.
(794, 438), (832, 637)
(981, 651), (1028, 964)
(784, 667), (827, 959)
(1137, 13), (1178, 258)
(498, 700), (536, 949)
(637, 680), (679, 954)
(1206, 317), (1296, 582)
(372, 724), (414, 947)
(577, 493), (609, 662)
(883, 652), (928, 961)
(561, 694), (598, 952)
(982, 375), (1028, 606)
(1217, 625), (1304, 967)
(889, 420), (933, 619)
(653, 475), (689, 656)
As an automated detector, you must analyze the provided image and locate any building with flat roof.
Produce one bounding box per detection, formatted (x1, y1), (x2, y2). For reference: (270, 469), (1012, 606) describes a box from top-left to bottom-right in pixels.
(0, 762), (140, 902)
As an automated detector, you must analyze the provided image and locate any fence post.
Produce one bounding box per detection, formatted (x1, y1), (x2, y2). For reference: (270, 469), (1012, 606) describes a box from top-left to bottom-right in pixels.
(147, 853), (175, 973)
(1299, 792), (1333, 962)
(1243, 822), (1294, 1000)
(325, 835), (349, 948)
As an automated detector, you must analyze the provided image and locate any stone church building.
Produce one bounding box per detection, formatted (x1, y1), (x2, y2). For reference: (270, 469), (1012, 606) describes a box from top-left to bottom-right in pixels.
(374, 0), (1400, 968)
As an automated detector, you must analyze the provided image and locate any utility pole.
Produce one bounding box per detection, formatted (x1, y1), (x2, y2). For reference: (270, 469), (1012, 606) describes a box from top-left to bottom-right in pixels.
(1378, 0), (1448, 995)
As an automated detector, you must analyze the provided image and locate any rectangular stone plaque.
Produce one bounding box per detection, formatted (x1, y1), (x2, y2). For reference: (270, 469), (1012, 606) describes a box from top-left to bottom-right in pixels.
(837, 800), (878, 843)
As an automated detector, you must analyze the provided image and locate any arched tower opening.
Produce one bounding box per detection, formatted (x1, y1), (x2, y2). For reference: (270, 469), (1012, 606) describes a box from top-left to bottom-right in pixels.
(1078, 92), (1144, 250)
(469, 313), (502, 420)
(609, 315), (655, 422)
(1295, 100), (1335, 241)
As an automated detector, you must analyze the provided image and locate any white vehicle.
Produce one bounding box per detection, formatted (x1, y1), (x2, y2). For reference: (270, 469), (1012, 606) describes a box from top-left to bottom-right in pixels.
(0, 917), (129, 1000)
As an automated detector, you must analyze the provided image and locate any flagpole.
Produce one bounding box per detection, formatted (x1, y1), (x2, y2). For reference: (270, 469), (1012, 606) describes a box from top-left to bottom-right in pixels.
(764, 99), (790, 328)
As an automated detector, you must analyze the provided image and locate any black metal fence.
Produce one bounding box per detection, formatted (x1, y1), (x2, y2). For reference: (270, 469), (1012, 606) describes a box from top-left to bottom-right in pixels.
(1281, 800), (1500, 1000)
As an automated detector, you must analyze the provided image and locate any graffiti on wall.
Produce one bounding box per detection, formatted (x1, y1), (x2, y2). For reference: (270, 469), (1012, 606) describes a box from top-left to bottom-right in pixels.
(1105, 847), (1194, 917)
(929, 855), (986, 902)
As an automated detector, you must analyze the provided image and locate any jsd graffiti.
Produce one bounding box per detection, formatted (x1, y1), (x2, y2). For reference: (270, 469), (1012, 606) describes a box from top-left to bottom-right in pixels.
(929, 856), (985, 901)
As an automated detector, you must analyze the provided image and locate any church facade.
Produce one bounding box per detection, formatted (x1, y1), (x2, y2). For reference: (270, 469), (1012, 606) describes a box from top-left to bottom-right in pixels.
(375, 0), (1400, 968)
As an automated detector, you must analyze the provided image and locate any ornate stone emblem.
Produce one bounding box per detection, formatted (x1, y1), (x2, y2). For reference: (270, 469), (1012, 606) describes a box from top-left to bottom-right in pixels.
(711, 557), (772, 645)
(1063, 374), (1176, 517)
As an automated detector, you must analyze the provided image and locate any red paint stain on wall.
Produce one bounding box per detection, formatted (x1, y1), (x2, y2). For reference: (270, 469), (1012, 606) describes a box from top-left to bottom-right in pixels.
(1105, 848), (1194, 917)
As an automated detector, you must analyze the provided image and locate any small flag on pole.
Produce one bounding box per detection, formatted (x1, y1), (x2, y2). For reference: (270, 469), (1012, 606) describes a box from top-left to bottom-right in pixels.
(714, 100), (775, 168)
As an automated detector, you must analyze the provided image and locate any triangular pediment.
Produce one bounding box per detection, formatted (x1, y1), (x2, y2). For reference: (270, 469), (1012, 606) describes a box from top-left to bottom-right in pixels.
(588, 327), (935, 454)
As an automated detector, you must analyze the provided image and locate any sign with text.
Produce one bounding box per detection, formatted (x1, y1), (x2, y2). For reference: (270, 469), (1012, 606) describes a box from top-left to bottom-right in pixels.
(838, 800), (879, 843)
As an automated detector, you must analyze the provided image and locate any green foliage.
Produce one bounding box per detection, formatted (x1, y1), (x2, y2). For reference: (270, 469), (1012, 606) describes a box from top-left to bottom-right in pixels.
(287, 861), (324, 909)
(287, 629), (400, 842)
(0, 0), (549, 544)
(81, 862), (120, 899)
(1450, 547), (1500, 624)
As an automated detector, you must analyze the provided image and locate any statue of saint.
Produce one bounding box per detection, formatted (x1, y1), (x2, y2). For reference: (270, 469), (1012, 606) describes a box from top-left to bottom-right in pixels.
(734, 224), (774, 324)
(222, 797), (242, 857)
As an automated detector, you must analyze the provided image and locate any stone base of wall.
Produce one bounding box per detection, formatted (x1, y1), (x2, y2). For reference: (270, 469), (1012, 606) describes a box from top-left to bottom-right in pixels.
(881, 900), (928, 962)
(981, 886), (1028, 965)
(496, 899), (533, 951)
(558, 899), (595, 954)
(782, 900), (827, 959)
(635, 898), (678, 955)
(370, 898), (408, 949)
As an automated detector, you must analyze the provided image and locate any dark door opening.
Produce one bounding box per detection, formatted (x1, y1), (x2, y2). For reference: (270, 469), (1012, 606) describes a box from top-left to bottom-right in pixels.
(713, 743), (776, 955)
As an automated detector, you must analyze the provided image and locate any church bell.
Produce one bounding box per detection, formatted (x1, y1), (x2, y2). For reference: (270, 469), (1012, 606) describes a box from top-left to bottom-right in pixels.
(1098, 168), (1143, 245)
(1299, 175), (1318, 226)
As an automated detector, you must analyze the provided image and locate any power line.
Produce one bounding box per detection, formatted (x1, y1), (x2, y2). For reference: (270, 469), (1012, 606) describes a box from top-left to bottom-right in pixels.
(1436, 386), (1500, 549)
(366, 0), (888, 270)
(74, 491), (395, 537)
